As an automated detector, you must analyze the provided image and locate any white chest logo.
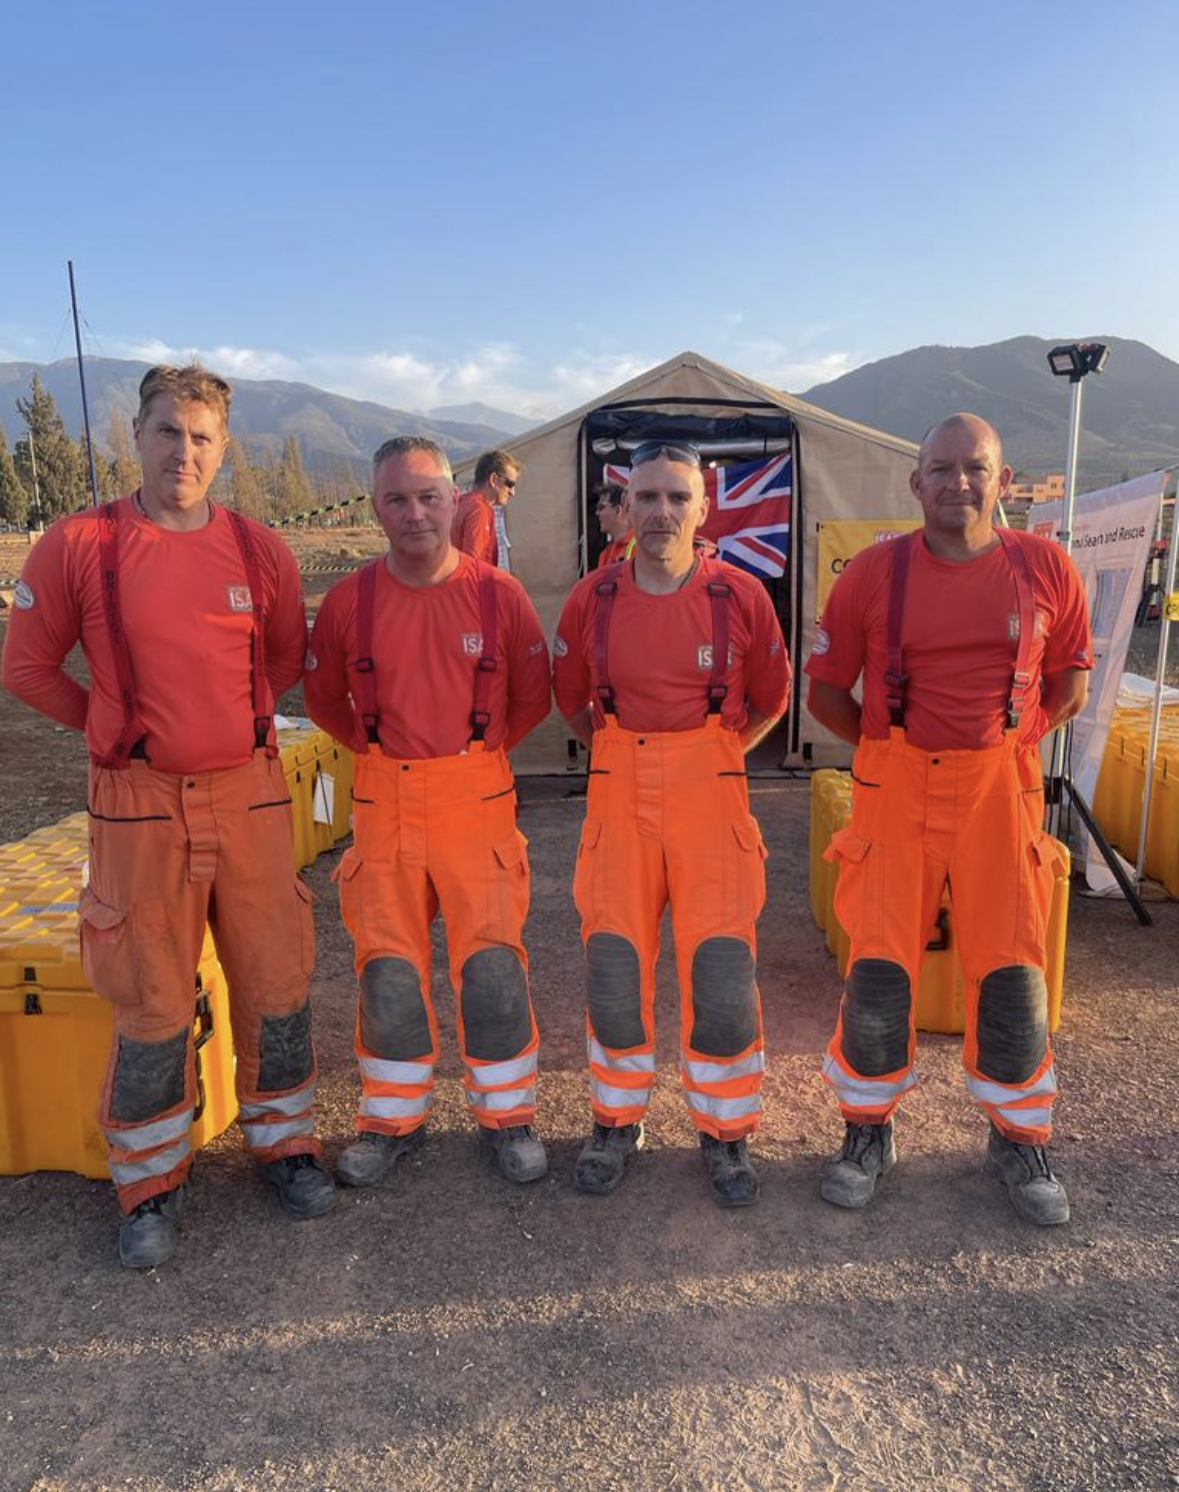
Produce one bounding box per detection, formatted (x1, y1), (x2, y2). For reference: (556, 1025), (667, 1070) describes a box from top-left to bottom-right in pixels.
(697, 644), (734, 669)
(462, 633), (485, 656)
(227, 585), (253, 613)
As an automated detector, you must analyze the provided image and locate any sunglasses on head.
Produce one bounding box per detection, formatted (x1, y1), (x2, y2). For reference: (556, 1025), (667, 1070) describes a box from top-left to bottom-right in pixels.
(628, 440), (702, 469)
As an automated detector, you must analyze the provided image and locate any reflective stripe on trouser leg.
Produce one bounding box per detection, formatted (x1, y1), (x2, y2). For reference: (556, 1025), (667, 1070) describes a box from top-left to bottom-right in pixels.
(205, 755), (323, 1163)
(458, 946), (538, 1128)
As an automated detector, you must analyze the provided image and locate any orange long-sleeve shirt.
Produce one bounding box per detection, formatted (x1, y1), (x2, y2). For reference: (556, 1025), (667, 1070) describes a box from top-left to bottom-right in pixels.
(451, 490), (498, 565)
(305, 553), (551, 759)
(1, 497), (307, 774)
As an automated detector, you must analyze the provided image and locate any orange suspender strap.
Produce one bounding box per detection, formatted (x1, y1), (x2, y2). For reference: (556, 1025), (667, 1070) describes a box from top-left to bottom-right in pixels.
(354, 559), (381, 744)
(354, 560), (500, 745)
(93, 501), (151, 769)
(884, 529), (1038, 732)
(225, 509), (275, 754)
(702, 557), (732, 715)
(469, 562), (500, 743)
(996, 529), (1037, 730)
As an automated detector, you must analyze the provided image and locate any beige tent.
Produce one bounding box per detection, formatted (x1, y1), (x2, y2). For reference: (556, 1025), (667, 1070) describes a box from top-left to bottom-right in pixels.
(455, 350), (918, 772)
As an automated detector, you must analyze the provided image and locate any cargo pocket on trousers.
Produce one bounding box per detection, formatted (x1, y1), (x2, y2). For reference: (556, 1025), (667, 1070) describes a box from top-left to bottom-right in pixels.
(334, 848), (364, 941)
(1029, 832), (1067, 936)
(731, 818), (769, 919)
(827, 830), (872, 937)
(573, 819), (604, 920)
(294, 876), (316, 976)
(78, 886), (140, 1007)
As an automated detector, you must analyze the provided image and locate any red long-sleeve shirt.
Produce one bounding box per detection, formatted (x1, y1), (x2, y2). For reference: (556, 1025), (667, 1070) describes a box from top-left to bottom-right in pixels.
(2, 498), (307, 774)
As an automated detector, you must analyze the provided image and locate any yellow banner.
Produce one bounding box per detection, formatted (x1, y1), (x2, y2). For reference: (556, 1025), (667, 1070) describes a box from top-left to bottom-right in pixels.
(815, 519), (921, 618)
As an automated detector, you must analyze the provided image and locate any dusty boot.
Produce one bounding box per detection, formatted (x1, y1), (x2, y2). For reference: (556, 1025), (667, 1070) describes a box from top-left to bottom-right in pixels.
(984, 1124), (1070, 1226)
(699, 1133), (761, 1208)
(574, 1122), (644, 1195)
(118, 1183), (188, 1269)
(336, 1127), (427, 1188)
(259, 1152), (337, 1219)
(483, 1124), (548, 1184)
(820, 1120), (896, 1209)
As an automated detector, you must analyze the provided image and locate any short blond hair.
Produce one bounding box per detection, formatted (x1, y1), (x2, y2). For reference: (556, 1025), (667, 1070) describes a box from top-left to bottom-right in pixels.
(137, 364), (232, 428)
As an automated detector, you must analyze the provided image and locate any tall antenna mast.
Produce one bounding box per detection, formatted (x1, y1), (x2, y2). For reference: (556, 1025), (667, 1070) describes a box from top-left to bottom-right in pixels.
(69, 260), (100, 507)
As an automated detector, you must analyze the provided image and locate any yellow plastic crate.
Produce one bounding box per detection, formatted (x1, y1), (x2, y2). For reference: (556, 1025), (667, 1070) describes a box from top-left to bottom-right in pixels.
(279, 728), (324, 870)
(0, 916), (237, 1179)
(313, 737), (355, 849)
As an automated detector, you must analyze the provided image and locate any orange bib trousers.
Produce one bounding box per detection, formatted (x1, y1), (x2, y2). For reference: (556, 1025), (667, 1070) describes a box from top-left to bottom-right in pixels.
(574, 715), (768, 1140)
(82, 754), (320, 1213)
(823, 729), (1064, 1144)
(336, 743), (538, 1135)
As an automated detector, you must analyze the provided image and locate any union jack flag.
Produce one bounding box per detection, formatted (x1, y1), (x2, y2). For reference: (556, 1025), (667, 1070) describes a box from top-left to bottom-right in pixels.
(604, 453), (792, 578)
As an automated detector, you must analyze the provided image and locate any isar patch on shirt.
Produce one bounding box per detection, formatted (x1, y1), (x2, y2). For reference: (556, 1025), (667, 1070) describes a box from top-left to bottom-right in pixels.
(1007, 611), (1049, 640)
(227, 585), (253, 613)
(14, 580), (35, 610)
(810, 627), (831, 656)
(697, 644), (734, 669)
(461, 633), (484, 656)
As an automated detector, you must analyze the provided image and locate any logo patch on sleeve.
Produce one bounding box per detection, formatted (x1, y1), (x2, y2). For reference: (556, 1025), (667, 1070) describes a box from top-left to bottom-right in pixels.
(14, 580), (35, 610)
(553, 635), (568, 658)
(304, 649), (318, 671)
(810, 627), (830, 656)
(227, 585), (253, 613)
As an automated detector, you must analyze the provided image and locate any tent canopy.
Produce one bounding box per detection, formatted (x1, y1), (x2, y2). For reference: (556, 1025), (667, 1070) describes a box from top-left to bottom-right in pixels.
(455, 350), (919, 771)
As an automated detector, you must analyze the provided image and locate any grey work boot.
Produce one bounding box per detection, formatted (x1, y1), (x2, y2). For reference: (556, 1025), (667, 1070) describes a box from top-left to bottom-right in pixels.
(259, 1152), (338, 1219)
(700, 1133), (761, 1208)
(336, 1126), (427, 1188)
(483, 1124), (548, 1184)
(574, 1122), (645, 1195)
(820, 1120), (896, 1209)
(118, 1183), (188, 1269)
(984, 1124), (1070, 1226)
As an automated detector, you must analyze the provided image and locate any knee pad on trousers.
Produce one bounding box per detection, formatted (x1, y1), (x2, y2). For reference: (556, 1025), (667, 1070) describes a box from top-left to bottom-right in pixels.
(110, 1028), (188, 1123)
(460, 947), (531, 1061)
(258, 1004), (314, 1093)
(977, 965), (1048, 1084)
(689, 937), (758, 1058)
(360, 957), (431, 1059)
(586, 932), (645, 1049)
(841, 959), (911, 1077)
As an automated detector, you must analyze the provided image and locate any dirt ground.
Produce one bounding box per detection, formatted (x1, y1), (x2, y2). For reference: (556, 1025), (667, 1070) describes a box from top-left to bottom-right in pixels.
(1, 532), (1178, 1492)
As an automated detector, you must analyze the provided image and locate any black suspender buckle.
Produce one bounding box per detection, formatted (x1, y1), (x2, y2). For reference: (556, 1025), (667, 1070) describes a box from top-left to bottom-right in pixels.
(355, 656), (375, 673)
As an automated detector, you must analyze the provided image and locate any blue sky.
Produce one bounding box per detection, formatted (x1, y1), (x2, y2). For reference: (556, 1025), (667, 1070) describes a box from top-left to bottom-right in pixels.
(4, 0), (1175, 418)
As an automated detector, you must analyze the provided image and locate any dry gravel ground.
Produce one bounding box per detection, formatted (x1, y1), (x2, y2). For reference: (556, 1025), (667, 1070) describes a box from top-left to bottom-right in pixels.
(1, 534), (1178, 1492)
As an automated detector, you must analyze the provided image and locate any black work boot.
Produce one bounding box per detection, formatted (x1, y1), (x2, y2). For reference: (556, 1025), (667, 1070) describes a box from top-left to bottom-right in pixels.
(699, 1133), (761, 1208)
(118, 1183), (188, 1269)
(574, 1122), (645, 1195)
(984, 1124), (1070, 1226)
(259, 1152), (337, 1218)
(482, 1124), (548, 1183)
(335, 1127), (427, 1188)
(820, 1120), (896, 1209)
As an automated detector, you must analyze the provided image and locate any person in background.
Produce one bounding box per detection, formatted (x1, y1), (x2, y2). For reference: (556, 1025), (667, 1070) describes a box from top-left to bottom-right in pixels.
(452, 449), (520, 572)
(594, 482), (633, 568)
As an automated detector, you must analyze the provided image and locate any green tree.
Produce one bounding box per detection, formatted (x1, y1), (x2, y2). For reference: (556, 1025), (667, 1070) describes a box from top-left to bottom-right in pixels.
(77, 432), (118, 504)
(15, 376), (85, 520)
(107, 412), (140, 497)
(0, 429), (28, 527)
(275, 435), (313, 517)
(225, 435), (268, 520)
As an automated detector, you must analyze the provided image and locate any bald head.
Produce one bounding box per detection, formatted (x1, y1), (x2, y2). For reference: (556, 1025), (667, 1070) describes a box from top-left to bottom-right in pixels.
(910, 411), (1012, 559)
(919, 413), (1004, 470)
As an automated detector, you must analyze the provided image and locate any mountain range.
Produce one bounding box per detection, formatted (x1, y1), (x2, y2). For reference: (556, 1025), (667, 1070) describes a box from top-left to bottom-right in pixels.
(801, 336), (1179, 489)
(3, 336), (1177, 489)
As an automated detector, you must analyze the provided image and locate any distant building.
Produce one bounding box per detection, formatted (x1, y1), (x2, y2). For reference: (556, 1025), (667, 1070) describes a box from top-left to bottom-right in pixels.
(1008, 473), (1065, 504)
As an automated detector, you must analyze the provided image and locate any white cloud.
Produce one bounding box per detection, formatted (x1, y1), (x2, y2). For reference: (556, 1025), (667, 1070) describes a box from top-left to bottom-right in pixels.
(713, 327), (867, 393)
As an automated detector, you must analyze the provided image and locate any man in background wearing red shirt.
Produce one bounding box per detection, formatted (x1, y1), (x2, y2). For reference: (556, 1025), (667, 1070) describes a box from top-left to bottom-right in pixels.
(451, 448), (520, 572)
(554, 441), (790, 1207)
(2, 365), (335, 1268)
(807, 413), (1092, 1225)
(306, 436), (551, 1187)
